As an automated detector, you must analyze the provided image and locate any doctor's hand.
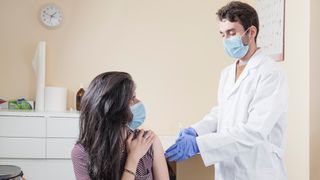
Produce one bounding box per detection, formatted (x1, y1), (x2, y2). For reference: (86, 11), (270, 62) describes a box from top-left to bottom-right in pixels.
(178, 127), (197, 139)
(165, 134), (199, 162)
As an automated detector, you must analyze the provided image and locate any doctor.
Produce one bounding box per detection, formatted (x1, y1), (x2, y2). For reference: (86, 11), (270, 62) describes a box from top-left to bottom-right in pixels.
(165, 1), (288, 180)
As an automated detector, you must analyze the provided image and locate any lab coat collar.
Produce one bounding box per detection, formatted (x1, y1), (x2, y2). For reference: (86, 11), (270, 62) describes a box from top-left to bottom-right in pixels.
(227, 49), (264, 99)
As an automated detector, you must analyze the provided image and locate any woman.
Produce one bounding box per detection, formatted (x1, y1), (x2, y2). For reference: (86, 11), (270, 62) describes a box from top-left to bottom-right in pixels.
(71, 72), (169, 180)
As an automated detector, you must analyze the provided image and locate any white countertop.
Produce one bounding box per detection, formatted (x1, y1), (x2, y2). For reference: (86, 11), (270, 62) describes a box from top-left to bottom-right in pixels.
(0, 109), (79, 117)
(0, 109), (177, 150)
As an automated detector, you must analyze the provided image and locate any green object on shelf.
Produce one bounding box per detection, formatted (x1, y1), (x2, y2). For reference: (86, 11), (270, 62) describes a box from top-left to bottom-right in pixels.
(8, 98), (32, 110)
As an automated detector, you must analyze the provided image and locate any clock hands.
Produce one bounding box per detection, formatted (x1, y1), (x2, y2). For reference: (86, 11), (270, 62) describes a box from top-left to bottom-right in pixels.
(44, 11), (57, 18)
(51, 12), (57, 17)
(43, 11), (49, 16)
(44, 11), (58, 24)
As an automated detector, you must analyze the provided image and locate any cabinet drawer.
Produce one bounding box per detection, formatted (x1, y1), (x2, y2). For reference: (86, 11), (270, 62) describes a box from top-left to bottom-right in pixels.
(46, 138), (77, 159)
(47, 117), (79, 138)
(0, 116), (46, 137)
(0, 137), (46, 158)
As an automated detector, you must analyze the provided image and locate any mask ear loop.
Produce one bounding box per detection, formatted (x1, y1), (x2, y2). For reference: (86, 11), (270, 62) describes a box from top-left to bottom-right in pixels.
(241, 26), (252, 46)
(244, 24), (254, 35)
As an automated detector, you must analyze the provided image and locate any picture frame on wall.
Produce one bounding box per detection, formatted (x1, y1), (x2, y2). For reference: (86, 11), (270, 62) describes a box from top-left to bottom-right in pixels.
(256, 0), (285, 61)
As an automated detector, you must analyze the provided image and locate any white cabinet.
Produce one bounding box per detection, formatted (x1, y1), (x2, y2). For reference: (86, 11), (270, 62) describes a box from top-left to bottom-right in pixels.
(46, 117), (79, 159)
(47, 117), (79, 138)
(0, 110), (79, 180)
(0, 116), (46, 137)
(0, 137), (46, 158)
(47, 138), (77, 159)
(0, 110), (177, 180)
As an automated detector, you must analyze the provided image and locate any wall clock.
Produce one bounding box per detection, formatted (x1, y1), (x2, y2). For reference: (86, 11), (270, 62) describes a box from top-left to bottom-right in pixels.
(40, 4), (63, 28)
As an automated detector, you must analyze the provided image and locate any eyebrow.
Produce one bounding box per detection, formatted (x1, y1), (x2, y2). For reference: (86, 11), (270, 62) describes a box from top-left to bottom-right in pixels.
(219, 28), (236, 34)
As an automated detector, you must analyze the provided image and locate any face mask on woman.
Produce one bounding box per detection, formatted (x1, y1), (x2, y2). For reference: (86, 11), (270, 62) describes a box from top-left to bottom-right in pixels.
(223, 28), (251, 59)
(128, 102), (146, 129)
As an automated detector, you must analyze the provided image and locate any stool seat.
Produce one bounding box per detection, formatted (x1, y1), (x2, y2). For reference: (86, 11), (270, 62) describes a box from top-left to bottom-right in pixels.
(0, 165), (23, 180)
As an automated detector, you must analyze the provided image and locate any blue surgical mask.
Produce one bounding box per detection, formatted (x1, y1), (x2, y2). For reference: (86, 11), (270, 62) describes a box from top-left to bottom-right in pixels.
(223, 29), (250, 59)
(128, 102), (146, 129)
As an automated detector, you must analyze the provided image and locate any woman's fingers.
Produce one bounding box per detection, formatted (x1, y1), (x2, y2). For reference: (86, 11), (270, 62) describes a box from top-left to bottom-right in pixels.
(144, 131), (154, 141)
(143, 130), (151, 139)
(127, 132), (134, 144)
(131, 129), (156, 148)
(126, 129), (157, 161)
(144, 131), (155, 147)
(138, 129), (145, 139)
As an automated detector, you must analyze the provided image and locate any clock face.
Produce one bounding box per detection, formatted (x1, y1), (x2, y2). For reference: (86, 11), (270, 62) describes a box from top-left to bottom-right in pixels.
(40, 4), (63, 28)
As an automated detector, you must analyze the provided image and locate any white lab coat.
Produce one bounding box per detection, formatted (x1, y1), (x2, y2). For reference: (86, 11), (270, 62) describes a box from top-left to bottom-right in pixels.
(191, 50), (288, 180)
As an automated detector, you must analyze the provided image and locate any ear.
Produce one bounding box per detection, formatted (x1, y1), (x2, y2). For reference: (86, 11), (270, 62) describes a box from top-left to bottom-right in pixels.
(249, 26), (257, 40)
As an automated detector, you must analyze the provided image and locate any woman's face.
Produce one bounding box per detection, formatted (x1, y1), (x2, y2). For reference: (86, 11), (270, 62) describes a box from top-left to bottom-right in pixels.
(130, 91), (140, 106)
(130, 85), (140, 106)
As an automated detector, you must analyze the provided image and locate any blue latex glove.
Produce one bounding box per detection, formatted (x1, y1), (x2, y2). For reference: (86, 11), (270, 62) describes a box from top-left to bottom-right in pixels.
(178, 127), (198, 139)
(165, 134), (199, 162)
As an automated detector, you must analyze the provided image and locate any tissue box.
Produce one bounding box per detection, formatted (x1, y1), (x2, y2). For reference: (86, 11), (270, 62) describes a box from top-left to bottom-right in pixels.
(0, 101), (8, 109)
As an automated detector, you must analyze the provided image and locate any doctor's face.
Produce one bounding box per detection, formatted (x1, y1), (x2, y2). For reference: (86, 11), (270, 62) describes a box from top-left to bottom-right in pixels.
(219, 20), (248, 41)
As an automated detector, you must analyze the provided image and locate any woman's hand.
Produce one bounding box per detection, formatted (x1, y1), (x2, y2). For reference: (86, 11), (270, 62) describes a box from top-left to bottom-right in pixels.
(126, 129), (155, 163)
(122, 130), (155, 180)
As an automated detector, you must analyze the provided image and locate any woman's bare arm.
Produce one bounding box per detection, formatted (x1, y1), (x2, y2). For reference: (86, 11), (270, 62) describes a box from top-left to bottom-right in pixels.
(121, 130), (155, 180)
(152, 135), (170, 180)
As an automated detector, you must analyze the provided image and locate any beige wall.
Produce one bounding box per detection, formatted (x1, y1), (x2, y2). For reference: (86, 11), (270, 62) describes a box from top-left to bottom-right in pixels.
(281, 0), (310, 179)
(310, 0), (320, 179)
(0, 0), (231, 135)
(0, 0), (314, 180)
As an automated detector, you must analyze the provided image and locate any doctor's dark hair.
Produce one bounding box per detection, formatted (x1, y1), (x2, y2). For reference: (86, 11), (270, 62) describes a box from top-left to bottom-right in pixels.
(217, 1), (259, 42)
(77, 71), (134, 180)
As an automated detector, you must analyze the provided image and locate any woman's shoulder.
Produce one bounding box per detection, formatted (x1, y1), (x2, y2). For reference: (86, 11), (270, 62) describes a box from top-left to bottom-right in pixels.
(72, 143), (85, 153)
(71, 143), (88, 161)
(71, 143), (91, 180)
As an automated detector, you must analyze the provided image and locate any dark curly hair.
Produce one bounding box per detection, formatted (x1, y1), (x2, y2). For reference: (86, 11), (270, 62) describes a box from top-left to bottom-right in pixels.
(217, 1), (259, 42)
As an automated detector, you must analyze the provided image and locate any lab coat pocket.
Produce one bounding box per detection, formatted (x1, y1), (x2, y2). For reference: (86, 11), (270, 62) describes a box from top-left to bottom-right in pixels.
(235, 169), (276, 180)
